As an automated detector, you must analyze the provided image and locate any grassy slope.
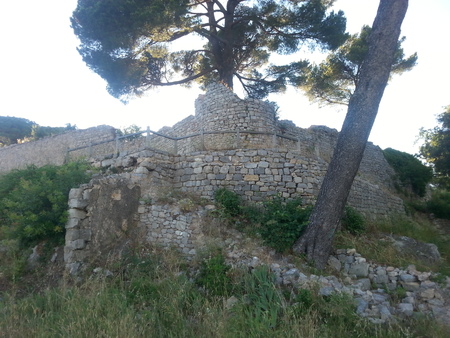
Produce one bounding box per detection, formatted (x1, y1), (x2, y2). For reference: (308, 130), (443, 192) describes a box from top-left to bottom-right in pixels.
(1, 213), (449, 337)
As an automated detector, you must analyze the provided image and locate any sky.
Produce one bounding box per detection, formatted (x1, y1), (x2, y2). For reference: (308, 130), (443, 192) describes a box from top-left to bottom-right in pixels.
(0, 0), (449, 155)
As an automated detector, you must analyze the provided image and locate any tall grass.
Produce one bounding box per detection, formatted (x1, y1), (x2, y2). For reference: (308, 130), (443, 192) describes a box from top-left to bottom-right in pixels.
(1, 249), (448, 338)
(335, 215), (450, 276)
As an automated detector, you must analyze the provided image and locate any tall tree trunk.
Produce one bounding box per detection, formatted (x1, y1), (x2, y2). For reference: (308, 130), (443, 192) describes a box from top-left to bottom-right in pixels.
(207, 0), (235, 89)
(293, 0), (409, 269)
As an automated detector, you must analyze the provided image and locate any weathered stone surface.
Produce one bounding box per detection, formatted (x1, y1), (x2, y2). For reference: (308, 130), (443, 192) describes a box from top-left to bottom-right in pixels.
(390, 235), (441, 265)
(70, 239), (86, 250)
(374, 274), (389, 285)
(243, 175), (259, 181)
(349, 262), (370, 277)
(420, 288), (435, 300)
(68, 198), (89, 210)
(66, 217), (81, 229)
(68, 209), (87, 220)
(353, 278), (372, 291)
(398, 303), (414, 316)
(400, 274), (416, 283)
(328, 255), (342, 272)
(401, 282), (421, 292)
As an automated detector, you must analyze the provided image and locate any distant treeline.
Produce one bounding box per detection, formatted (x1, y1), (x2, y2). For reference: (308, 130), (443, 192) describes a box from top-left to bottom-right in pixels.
(0, 116), (76, 147)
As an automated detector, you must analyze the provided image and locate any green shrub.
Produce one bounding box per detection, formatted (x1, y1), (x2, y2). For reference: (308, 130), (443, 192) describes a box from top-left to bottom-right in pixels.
(427, 189), (450, 219)
(292, 288), (314, 315)
(195, 250), (232, 297)
(259, 197), (311, 253)
(341, 206), (366, 235)
(383, 148), (433, 197)
(213, 191), (311, 253)
(214, 188), (242, 217)
(0, 162), (92, 246)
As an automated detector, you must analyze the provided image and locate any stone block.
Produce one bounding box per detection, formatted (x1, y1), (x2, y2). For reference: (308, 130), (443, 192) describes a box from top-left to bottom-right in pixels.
(353, 278), (371, 291)
(399, 274), (416, 283)
(397, 303), (414, 316)
(327, 256), (341, 272)
(101, 159), (115, 167)
(134, 167), (149, 175)
(66, 217), (81, 229)
(219, 166), (229, 174)
(349, 262), (370, 278)
(70, 239), (86, 250)
(374, 274), (389, 285)
(68, 208), (87, 220)
(79, 230), (92, 241)
(401, 282), (420, 292)
(420, 288), (435, 300)
(68, 198), (88, 210)
(244, 175), (259, 181)
(69, 188), (84, 200)
(254, 167), (265, 175)
(65, 229), (80, 242)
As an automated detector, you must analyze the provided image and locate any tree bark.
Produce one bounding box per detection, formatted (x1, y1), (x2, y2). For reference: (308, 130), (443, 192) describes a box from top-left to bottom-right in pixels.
(293, 0), (409, 269)
(205, 0), (236, 89)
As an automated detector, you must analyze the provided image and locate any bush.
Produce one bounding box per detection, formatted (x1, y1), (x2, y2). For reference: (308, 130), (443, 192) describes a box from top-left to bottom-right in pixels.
(383, 148), (433, 197)
(427, 189), (450, 219)
(341, 206), (366, 235)
(214, 188), (242, 217)
(213, 189), (311, 253)
(259, 197), (311, 253)
(0, 162), (92, 246)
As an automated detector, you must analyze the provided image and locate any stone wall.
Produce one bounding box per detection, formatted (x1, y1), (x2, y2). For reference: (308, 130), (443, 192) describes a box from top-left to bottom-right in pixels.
(65, 149), (207, 274)
(0, 125), (116, 173)
(64, 146), (405, 275)
(0, 83), (406, 274)
(144, 83), (396, 194)
(0, 84), (396, 192)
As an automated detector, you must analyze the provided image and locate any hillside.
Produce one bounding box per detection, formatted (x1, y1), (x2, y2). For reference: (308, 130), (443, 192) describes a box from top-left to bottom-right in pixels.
(1, 83), (449, 336)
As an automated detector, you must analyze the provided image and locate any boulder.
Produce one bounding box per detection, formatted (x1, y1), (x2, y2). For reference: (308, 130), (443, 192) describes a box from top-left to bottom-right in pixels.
(388, 235), (441, 265)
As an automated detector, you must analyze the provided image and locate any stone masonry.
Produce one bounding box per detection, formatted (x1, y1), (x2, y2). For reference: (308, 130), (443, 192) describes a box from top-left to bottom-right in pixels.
(0, 125), (116, 173)
(64, 145), (404, 275)
(0, 83), (405, 274)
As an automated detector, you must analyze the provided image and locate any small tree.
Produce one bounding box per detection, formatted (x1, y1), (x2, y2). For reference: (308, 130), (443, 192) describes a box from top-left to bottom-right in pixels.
(300, 25), (417, 106)
(71, 0), (348, 101)
(0, 162), (91, 246)
(419, 106), (450, 189)
(383, 148), (433, 197)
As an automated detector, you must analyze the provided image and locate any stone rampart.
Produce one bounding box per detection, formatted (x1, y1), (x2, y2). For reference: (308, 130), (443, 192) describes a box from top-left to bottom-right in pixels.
(64, 146), (405, 275)
(0, 83), (406, 275)
(0, 125), (116, 173)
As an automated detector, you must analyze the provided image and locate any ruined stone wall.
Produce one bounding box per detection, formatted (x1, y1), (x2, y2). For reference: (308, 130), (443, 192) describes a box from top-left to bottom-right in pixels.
(64, 149), (210, 274)
(0, 84), (397, 192)
(173, 149), (403, 218)
(0, 125), (116, 173)
(146, 83), (277, 153)
(65, 146), (405, 275)
(0, 84), (406, 274)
